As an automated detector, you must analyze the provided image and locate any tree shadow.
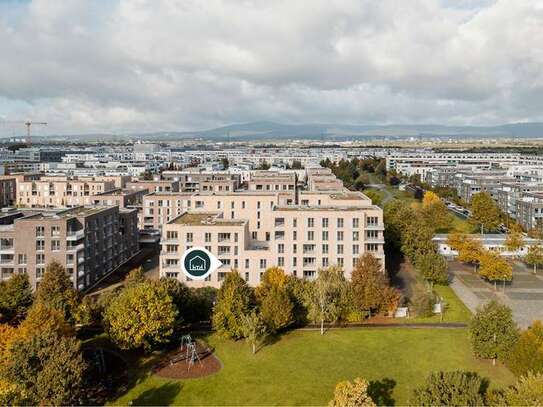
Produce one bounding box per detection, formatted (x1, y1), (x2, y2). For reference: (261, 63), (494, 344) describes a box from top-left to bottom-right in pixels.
(131, 382), (183, 406)
(368, 378), (396, 406)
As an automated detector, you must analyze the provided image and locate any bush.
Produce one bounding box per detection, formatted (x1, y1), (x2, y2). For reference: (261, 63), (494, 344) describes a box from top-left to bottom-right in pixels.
(411, 371), (487, 406)
(329, 377), (376, 407)
(411, 289), (434, 318)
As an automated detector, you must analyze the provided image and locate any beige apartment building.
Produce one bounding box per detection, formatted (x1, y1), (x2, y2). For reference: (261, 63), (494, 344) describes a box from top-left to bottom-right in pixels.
(0, 206), (139, 291)
(158, 190), (384, 287)
(17, 178), (116, 208)
(247, 171), (297, 192)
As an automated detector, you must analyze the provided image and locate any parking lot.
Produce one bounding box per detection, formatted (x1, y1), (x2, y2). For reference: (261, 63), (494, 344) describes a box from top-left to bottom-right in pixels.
(448, 260), (543, 328)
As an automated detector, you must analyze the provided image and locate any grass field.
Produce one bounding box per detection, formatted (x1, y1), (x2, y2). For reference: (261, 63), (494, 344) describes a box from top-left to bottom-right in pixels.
(111, 328), (514, 406)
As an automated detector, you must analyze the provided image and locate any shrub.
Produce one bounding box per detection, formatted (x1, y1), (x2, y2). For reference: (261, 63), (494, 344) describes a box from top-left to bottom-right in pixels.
(506, 320), (543, 377)
(411, 289), (434, 318)
(411, 371), (486, 406)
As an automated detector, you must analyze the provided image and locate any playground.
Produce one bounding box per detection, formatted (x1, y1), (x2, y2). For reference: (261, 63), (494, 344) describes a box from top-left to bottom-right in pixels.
(153, 334), (222, 379)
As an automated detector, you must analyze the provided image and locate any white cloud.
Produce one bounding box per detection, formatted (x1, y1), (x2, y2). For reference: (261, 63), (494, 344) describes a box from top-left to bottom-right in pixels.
(0, 0), (542, 135)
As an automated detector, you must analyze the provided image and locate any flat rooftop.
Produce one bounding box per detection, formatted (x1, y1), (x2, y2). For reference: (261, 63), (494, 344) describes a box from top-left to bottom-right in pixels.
(172, 211), (246, 227)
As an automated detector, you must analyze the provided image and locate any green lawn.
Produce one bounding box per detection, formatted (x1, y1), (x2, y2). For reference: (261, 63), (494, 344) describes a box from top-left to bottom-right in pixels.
(111, 328), (514, 406)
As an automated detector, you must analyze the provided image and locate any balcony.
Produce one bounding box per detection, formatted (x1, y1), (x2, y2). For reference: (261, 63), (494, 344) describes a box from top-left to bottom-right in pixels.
(67, 229), (85, 241)
(0, 245), (14, 254)
(67, 243), (85, 252)
(365, 224), (385, 230)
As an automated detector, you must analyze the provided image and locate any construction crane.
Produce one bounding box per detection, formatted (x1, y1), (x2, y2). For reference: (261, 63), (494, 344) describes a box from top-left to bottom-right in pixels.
(0, 120), (47, 146)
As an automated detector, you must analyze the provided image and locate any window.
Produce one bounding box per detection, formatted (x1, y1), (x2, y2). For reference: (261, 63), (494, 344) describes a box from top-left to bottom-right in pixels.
(337, 231), (344, 241)
(367, 216), (378, 226)
(293, 218), (297, 227)
(292, 257), (297, 266)
(51, 240), (60, 251)
(366, 243), (379, 252)
(186, 233), (193, 242)
(205, 232), (211, 242)
(36, 253), (45, 265)
(322, 257), (329, 267)
(242, 201), (246, 209)
(36, 240), (45, 251)
(307, 231), (314, 241)
(322, 218), (329, 228)
(337, 218), (344, 228)
(36, 226), (44, 237)
(352, 218), (359, 228)
(337, 258), (344, 267)
(353, 244), (359, 255)
(260, 259), (267, 269)
(322, 231), (328, 241)
(18, 254), (27, 264)
(51, 226), (60, 236)
(337, 244), (344, 254)
(366, 230), (379, 240)
(278, 257), (284, 267)
(245, 272), (249, 281)
(245, 259), (250, 269)
(353, 231), (359, 241)
(322, 244), (329, 254)
(293, 230), (297, 240)
(167, 231), (178, 240)
(278, 243), (284, 254)
(307, 218), (314, 228)
(293, 244), (297, 254)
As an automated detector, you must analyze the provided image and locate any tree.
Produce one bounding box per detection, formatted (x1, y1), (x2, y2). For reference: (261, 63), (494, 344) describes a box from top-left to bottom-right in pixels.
(220, 157), (229, 169)
(401, 218), (436, 262)
(255, 266), (287, 301)
(0, 273), (33, 322)
(504, 372), (543, 406)
(212, 272), (254, 339)
(260, 286), (294, 332)
(506, 320), (543, 377)
(525, 242), (543, 274)
(470, 192), (501, 233)
(35, 261), (79, 323)
(329, 377), (376, 407)
(422, 191), (441, 207)
(363, 190), (382, 206)
(420, 198), (452, 232)
(308, 266), (350, 335)
(240, 310), (267, 354)
(2, 329), (85, 406)
(410, 371), (486, 406)
(157, 277), (191, 326)
(124, 266), (146, 287)
(19, 302), (74, 338)
(469, 300), (519, 365)
(505, 230), (525, 257)
(351, 253), (388, 316)
(416, 251), (449, 289)
(411, 288), (434, 318)
(478, 250), (512, 291)
(104, 281), (177, 350)
(448, 234), (484, 272)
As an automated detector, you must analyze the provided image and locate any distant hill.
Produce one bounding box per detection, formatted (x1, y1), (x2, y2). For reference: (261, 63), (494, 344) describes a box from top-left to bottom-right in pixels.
(7, 121), (543, 142)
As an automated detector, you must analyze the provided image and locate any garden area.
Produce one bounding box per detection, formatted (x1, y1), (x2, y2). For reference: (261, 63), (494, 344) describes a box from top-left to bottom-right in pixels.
(110, 328), (515, 406)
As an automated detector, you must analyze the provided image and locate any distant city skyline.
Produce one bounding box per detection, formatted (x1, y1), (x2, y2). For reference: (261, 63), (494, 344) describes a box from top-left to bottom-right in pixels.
(0, 0), (542, 135)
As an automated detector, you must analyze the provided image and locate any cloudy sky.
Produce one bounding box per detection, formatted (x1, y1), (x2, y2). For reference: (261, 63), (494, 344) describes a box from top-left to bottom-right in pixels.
(0, 0), (542, 136)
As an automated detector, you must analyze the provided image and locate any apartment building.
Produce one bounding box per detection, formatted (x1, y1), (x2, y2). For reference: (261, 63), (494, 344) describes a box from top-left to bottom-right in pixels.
(516, 192), (543, 233)
(0, 177), (16, 207)
(496, 182), (543, 219)
(458, 173), (514, 203)
(247, 171), (296, 192)
(0, 206), (139, 291)
(125, 179), (180, 193)
(92, 188), (148, 208)
(17, 177), (117, 208)
(306, 168), (344, 192)
(158, 189), (384, 288)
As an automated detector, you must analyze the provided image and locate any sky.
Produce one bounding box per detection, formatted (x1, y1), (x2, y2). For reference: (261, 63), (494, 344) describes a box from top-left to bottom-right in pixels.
(0, 0), (542, 136)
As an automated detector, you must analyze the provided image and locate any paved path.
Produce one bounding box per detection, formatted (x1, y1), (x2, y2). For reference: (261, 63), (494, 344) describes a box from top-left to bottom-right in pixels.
(448, 260), (543, 329)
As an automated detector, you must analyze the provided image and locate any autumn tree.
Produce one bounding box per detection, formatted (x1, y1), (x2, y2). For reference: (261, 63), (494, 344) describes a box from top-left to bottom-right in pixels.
(525, 242), (543, 274)
(506, 320), (543, 377)
(212, 272), (254, 339)
(124, 266), (146, 287)
(351, 253), (389, 316)
(503, 372), (543, 405)
(505, 230), (525, 257)
(104, 281), (177, 350)
(329, 377), (376, 407)
(469, 300), (519, 365)
(0, 273), (33, 322)
(420, 191), (451, 232)
(415, 251), (449, 289)
(255, 266), (287, 301)
(307, 266), (350, 335)
(240, 310), (267, 354)
(410, 371), (486, 406)
(478, 250), (512, 291)
(470, 192), (501, 233)
(422, 191), (441, 207)
(448, 234), (483, 272)
(35, 261), (79, 323)
(260, 286), (294, 332)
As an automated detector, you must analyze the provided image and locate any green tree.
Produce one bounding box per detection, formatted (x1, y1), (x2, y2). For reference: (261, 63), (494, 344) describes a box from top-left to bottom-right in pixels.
(260, 286), (293, 332)
(157, 277), (191, 326)
(124, 266), (146, 287)
(420, 199), (452, 232)
(525, 242), (543, 274)
(416, 251), (449, 289)
(351, 253), (388, 316)
(104, 281), (177, 350)
(410, 371), (486, 406)
(478, 250), (513, 291)
(363, 190), (382, 206)
(384, 200), (416, 250)
(507, 320), (543, 377)
(0, 273), (33, 322)
(469, 300), (519, 365)
(329, 377), (376, 407)
(308, 266), (350, 335)
(212, 272), (254, 339)
(470, 192), (501, 233)
(35, 261), (79, 323)
(240, 310), (267, 354)
(504, 372), (543, 406)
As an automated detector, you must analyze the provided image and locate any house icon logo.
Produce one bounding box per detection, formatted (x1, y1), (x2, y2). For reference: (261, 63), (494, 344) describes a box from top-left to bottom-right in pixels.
(181, 247), (222, 280)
